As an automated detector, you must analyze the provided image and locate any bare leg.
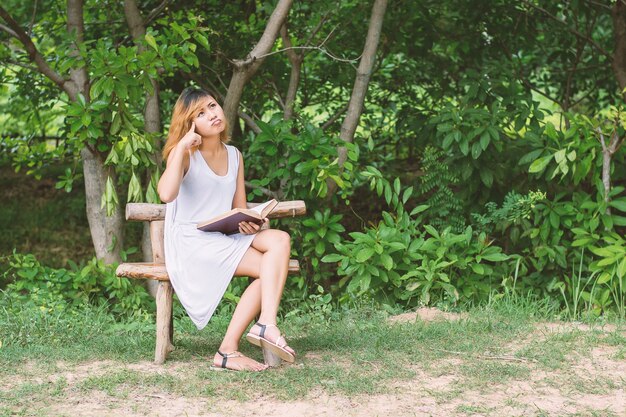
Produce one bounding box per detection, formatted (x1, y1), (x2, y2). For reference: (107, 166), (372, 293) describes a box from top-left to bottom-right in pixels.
(213, 247), (265, 371)
(246, 229), (295, 356)
(215, 229), (294, 370)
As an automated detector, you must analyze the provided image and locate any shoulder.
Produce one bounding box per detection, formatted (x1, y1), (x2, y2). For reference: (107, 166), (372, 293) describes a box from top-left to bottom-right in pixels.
(225, 144), (243, 161)
(225, 143), (241, 155)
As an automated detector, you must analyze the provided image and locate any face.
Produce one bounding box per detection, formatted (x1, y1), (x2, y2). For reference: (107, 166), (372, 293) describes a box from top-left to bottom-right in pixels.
(191, 96), (225, 137)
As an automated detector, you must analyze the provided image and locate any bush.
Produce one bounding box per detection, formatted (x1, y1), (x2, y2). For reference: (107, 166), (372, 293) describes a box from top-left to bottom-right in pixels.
(1, 252), (154, 317)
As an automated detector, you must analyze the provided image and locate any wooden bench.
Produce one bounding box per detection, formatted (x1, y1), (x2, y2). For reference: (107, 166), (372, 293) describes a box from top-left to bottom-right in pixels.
(116, 201), (306, 364)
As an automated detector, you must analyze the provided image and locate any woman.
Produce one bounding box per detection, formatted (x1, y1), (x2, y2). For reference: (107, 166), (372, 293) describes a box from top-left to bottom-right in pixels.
(157, 87), (295, 371)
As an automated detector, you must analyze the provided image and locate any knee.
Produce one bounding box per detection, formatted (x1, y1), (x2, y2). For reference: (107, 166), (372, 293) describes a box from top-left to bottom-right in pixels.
(275, 230), (291, 254)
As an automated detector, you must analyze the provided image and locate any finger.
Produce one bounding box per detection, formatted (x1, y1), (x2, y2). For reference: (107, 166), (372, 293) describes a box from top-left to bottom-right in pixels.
(189, 122), (196, 133)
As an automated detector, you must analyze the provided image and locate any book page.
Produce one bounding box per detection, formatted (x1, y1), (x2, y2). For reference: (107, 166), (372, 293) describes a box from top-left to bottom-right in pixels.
(250, 200), (274, 215)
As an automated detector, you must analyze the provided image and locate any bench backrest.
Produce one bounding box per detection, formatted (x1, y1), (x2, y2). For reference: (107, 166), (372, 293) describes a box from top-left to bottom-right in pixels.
(125, 201), (307, 264)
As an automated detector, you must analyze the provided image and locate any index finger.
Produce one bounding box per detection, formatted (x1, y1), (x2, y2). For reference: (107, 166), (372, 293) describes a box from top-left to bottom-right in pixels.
(189, 122), (196, 133)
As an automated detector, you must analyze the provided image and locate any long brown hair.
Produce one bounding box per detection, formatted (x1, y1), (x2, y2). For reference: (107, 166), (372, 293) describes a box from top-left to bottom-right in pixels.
(162, 87), (230, 161)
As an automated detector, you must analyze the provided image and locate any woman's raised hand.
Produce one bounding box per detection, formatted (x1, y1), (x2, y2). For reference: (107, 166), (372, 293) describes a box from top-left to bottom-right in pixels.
(178, 122), (202, 150)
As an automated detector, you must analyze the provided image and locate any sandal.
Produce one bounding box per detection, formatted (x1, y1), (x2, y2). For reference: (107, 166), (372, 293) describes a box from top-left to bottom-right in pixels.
(246, 322), (296, 363)
(212, 350), (266, 371)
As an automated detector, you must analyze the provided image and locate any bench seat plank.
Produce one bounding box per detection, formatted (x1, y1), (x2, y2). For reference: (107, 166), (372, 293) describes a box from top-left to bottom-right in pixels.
(117, 259), (300, 281)
(125, 201), (306, 222)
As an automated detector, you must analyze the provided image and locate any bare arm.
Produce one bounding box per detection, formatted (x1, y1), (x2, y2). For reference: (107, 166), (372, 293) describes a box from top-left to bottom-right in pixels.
(232, 149), (247, 209)
(157, 123), (201, 203)
(233, 150), (268, 234)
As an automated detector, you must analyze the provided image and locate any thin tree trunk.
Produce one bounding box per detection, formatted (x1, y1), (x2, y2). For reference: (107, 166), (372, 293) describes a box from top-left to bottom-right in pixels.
(612, 1), (626, 100)
(124, 0), (162, 296)
(327, 0), (388, 196)
(280, 24), (302, 121)
(223, 0), (293, 138)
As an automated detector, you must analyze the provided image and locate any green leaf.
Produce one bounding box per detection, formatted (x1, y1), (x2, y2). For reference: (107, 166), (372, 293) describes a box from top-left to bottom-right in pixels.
(356, 248), (375, 262)
(529, 155), (552, 173)
(424, 225), (439, 238)
(321, 253), (342, 263)
(471, 141), (482, 159)
(402, 186), (413, 204)
(471, 263), (485, 275)
(609, 198), (626, 212)
(459, 139), (469, 155)
(481, 253), (509, 262)
(381, 254), (393, 271)
(145, 34), (158, 51)
(617, 257), (626, 278)
(479, 169), (493, 187)
(410, 205), (429, 216)
(479, 131), (490, 150)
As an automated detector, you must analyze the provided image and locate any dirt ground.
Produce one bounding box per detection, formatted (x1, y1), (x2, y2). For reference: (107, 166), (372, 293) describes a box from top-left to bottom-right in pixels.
(7, 309), (626, 416)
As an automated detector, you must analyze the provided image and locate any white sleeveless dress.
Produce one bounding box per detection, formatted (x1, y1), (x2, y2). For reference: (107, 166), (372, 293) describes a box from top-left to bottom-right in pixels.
(164, 143), (256, 330)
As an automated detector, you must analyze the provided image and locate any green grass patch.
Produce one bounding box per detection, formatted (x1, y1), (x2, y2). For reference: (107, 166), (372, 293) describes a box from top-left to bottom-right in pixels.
(1, 293), (624, 416)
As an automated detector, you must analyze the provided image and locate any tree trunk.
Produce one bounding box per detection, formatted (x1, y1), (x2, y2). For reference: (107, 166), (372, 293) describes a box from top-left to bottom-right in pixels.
(612, 2), (626, 100)
(223, 0), (293, 137)
(337, 0), (387, 166)
(280, 24), (302, 121)
(124, 0), (162, 296)
(81, 147), (125, 264)
(327, 0), (388, 196)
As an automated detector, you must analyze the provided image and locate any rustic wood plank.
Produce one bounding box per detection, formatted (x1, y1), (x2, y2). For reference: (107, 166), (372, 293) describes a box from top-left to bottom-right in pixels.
(126, 201), (306, 221)
(116, 259), (301, 281)
(154, 281), (174, 364)
(150, 221), (165, 263)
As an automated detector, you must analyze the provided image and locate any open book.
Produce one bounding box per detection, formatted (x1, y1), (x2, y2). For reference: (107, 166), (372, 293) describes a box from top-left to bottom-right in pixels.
(196, 199), (279, 235)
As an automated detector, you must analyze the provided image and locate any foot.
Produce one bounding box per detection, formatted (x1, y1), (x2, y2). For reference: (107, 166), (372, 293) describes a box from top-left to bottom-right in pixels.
(248, 323), (296, 358)
(213, 350), (268, 371)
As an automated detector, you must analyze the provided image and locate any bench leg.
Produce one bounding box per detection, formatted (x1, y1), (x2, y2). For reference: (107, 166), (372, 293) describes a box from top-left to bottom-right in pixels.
(262, 348), (283, 367)
(155, 281), (174, 364)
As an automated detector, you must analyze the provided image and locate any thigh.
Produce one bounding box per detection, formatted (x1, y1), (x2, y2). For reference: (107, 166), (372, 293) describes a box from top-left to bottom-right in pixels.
(250, 228), (290, 253)
(234, 245), (263, 278)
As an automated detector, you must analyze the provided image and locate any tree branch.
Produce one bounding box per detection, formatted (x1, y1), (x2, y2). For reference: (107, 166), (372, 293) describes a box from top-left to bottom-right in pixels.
(1, 58), (38, 72)
(28, 0), (39, 37)
(0, 6), (74, 97)
(255, 44), (360, 63)
(0, 22), (18, 38)
(244, 181), (279, 199)
(144, 0), (170, 27)
(222, 0), (293, 137)
(322, 104), (349, 130)
(522, 0), (611, 59)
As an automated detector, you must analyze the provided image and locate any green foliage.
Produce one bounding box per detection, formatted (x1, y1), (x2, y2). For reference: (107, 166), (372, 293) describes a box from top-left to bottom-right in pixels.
(1, 252), (153, 317)
(299, 208), (345, 285)
(472, 190), (546, 244)
(245, 117), (358, 201)
(323, 171), (513, 307)
(416, 146), (465, 231)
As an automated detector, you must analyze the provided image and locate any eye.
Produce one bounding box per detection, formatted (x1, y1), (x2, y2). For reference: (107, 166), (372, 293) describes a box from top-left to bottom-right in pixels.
(197, 111), (205, 117)
(210, 103), (216, 108)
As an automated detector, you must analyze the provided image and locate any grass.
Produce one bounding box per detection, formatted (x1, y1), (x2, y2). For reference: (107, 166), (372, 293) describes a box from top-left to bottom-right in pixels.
(0, 294), (624, 416)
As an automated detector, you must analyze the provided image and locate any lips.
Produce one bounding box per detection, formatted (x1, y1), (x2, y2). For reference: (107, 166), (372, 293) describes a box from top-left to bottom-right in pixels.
(212, 119), (222, 126)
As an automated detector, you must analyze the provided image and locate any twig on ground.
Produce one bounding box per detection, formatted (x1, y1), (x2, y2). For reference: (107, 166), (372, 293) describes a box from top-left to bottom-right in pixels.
(433, 348), (538, 363)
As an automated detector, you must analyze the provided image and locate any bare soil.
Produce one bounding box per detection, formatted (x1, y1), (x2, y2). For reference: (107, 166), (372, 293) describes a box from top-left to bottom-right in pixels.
(6, 310), (625, 417)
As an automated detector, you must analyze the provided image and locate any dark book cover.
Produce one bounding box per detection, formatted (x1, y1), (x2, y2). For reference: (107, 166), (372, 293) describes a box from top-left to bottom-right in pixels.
(197, 211), (263, 235)
(196, 200), (278, 235)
